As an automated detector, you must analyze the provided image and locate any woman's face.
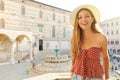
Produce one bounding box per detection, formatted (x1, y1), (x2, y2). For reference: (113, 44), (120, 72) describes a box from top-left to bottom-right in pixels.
(77, 10), (94, 30)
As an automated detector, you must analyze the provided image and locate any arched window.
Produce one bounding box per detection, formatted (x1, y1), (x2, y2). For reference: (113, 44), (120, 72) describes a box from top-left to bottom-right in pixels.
(116, 30), (118, 34)
(0, 0), (4, 10)
(0, 18), (5, 28)
(38, 24), (43, 32)
(116, 21), (118, 26)
(63, 27), (66, 38)
(21, 6), (25, 15)
(64, 16), (66, 22)
(52, 25), (55, 37)
(53, 13), (55, 21)
(39, 10), (42, 18)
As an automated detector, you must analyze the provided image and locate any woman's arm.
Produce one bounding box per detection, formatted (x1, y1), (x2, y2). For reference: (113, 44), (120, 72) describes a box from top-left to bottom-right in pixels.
(101, 35), (110, 80)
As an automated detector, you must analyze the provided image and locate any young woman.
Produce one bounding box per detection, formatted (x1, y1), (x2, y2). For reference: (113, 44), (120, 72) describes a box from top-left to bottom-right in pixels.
(70, 4), (110, 80)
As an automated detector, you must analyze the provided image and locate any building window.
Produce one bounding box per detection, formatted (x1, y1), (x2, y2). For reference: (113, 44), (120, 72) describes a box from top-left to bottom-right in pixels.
(39, 10), (42, 18)
(22, 0), (24, 2)
(21, 6), (25, 15)
(52, 25), (55, 37)
(63, 27), (66, 38)
(116, 30), (118, 34)
(111, 30), (113, 35)
(53, 13), (55, 21)
(116, 22), (118, 26)
(117, 49), (120, 53)
(39, 28), (43, 33)
(0, 18), (5, 28)
(115, 41), (119, 45)
(0, 0), (4, 10)
(107, 23), (109, 27)
(111, 41), (114, 45)
(107, 31), (109, 35)
(64, 16), (66, 22)
(113, 49), (116, 53)
(38, 24), (43, 32)
(46, 42), (49, 48)
(111, 22), (113, 26)
(108, 41), (110, 45)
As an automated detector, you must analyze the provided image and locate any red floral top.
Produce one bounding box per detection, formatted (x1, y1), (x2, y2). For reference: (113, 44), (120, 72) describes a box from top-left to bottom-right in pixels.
(71, 47), (104, 80)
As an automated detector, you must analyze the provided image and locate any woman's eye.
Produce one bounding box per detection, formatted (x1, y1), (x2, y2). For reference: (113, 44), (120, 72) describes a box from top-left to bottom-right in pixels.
(78, 17), (82, 19)
(86, 16), (89, 17)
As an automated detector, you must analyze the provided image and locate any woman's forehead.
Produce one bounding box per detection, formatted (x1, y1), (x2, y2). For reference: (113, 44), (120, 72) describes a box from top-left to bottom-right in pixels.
(78, 10), (91, 16)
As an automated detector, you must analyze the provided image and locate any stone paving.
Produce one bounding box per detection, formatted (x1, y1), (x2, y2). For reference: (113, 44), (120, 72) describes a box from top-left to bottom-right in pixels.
(0, 52), (47, 80)
(0, 62), (37, 80)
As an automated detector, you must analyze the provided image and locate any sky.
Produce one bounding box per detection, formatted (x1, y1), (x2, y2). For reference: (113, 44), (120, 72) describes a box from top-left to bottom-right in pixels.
(34, 0), (120, 22)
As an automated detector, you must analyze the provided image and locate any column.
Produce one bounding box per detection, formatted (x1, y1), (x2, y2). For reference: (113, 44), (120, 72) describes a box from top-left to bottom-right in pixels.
(30, 42), (33, 61)
(10, 40), (15, 64)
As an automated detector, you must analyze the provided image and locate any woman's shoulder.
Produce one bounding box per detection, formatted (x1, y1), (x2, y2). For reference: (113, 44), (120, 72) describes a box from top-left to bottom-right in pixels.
(96, 33), (107, 43)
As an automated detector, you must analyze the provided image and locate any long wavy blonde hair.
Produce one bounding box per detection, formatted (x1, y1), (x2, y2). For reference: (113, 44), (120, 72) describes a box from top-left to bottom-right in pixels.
(71, 8), (100, 65)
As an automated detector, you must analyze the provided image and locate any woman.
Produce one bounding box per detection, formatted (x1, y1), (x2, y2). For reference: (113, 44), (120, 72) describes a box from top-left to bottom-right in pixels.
(70, 4), (110, 80)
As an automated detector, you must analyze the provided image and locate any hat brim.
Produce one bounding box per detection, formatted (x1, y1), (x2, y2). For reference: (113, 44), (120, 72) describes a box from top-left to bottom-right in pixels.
(70, 4), (100, 26)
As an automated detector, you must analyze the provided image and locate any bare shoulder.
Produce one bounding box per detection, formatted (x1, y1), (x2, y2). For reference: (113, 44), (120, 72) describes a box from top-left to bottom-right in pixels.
(100, 33), (107, 42)
(97, 33), (107, 45)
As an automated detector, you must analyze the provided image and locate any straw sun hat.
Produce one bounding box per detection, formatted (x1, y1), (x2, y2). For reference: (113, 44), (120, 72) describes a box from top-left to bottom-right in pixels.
(70, 4), (100, 26)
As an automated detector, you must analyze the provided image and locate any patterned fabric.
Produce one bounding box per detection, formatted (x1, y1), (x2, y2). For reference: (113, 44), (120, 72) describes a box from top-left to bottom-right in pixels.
(72, 74), (103, 80)
(71, 47), (104, 80)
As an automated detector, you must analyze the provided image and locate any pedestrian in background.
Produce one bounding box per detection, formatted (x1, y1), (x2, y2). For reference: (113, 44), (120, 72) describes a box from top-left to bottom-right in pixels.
(31, 59), (36, 69)
(25, 66), (29, 74)
(111, 66), (114, 71)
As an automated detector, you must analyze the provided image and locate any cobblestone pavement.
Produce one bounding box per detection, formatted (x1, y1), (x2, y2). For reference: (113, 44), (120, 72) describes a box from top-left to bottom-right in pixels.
(0, 62), (37, 80)
(0, 52), (46, 80)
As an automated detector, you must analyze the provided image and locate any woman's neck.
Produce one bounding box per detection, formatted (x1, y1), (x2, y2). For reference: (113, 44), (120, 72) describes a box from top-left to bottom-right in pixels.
(83, 29), (94, 39)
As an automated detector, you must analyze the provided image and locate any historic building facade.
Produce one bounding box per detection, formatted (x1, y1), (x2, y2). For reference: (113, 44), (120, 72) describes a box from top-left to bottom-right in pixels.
(0, 0), (72, 64)
(100, 17), (120, 55)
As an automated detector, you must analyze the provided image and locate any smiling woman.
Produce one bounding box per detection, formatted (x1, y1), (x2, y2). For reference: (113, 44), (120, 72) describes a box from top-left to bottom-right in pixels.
(70, 4), (110, 80)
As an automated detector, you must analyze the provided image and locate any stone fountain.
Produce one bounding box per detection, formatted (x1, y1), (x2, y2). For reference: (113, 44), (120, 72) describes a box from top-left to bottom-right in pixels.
(31, 46), (71, 74)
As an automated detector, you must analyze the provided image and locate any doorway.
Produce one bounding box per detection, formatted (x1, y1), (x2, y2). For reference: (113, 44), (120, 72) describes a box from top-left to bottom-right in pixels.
(39, 39), (43, 51)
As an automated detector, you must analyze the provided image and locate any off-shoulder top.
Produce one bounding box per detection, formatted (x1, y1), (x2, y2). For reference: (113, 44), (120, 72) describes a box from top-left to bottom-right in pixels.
(71, 47), (104, 80)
